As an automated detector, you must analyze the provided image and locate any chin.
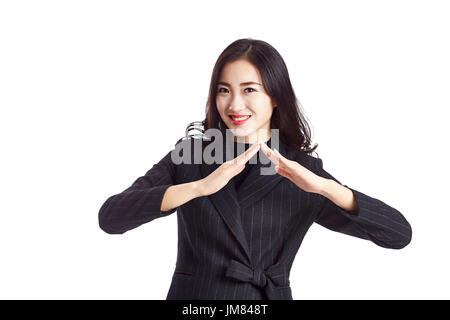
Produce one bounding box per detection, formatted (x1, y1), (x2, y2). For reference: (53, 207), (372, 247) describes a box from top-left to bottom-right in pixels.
(230, 128), (251, 137)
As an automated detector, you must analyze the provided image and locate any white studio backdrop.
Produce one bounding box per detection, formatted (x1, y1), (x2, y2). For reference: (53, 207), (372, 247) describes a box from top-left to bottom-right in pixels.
(0, 0), (448, 299)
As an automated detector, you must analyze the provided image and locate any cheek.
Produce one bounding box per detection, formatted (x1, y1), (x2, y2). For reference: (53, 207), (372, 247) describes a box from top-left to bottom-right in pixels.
(252, 103), (273, 117)
(216, 97), (226, 111)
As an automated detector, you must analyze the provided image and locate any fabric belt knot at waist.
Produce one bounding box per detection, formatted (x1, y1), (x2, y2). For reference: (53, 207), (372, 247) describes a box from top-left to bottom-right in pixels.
(225, 259), (292, 300)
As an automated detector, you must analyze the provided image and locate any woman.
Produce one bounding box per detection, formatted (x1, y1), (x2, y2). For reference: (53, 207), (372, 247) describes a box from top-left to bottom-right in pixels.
(98, 38), (412, 300)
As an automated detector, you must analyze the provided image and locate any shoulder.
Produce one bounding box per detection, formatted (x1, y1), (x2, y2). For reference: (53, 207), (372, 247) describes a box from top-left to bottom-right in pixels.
(287, 144), (322, 173)
(170, 135), (212, 165)
(173, 135), (212, 152)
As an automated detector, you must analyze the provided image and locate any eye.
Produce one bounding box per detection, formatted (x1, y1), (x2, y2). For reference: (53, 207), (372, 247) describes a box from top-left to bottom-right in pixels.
(217, 87), (256, 93)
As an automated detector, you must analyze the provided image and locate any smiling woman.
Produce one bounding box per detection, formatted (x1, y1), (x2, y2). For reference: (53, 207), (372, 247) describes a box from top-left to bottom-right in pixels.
(215, 59), (276, 144)
(98, 38), (412, 300)
(193, 38), (318, 155)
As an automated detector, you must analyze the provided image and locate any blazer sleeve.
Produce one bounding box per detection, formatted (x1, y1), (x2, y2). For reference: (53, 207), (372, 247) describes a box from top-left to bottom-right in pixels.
(312, 157), (412, 249)
(98, 145), (180, 235)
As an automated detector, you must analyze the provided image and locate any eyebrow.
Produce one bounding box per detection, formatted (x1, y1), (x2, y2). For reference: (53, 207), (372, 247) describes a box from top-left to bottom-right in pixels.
(217, 81), (262, 87)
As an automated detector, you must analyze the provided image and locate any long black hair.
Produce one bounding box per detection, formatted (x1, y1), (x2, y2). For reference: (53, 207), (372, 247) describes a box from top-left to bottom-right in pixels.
(185, 38), (318, 157)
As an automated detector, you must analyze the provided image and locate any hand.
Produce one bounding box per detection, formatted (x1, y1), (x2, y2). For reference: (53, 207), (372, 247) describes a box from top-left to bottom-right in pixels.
(198, 142), (261, 197)
(259, 142), (326, 194)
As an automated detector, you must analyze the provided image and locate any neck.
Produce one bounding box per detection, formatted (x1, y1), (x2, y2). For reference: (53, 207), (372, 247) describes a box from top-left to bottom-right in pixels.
(233, 131), (271, 144)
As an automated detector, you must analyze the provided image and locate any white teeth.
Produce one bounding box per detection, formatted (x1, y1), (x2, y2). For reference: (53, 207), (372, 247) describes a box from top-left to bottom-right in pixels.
(231, 115), (250, 121)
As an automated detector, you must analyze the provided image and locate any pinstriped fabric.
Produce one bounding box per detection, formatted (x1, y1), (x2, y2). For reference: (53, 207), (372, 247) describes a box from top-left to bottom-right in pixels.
(197, 197), (206, 299)
(250, 203), (255, 300)
(269, 191), (274, 264)
(232, 244), (238, 299)
(98, 136), (412, 300)
(221, 226), (231, 300)
(206, 200), (218, 297)
(313, 157), (412, 249)
(279, 182), (283, 237)
(259, 198), (264, 265)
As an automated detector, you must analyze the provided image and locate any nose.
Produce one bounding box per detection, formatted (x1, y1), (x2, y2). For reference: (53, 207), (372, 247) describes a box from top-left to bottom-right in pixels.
(228, 105), (247, 114)
(228, 95), (246, 113)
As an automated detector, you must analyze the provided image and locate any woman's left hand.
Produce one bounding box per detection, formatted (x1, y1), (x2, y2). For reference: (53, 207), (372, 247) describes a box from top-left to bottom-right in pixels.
(259, 142), (326, 194)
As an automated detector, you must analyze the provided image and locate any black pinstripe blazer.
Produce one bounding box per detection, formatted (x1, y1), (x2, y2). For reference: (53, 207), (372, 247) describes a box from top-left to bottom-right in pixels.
(98, 136), (412, 300)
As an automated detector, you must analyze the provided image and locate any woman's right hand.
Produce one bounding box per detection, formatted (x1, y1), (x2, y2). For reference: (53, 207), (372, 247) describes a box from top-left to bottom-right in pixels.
(197, 142), (261, 197)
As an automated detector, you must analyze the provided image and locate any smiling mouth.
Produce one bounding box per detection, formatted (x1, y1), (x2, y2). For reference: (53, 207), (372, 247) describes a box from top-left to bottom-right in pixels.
(229, 115), (251, 121)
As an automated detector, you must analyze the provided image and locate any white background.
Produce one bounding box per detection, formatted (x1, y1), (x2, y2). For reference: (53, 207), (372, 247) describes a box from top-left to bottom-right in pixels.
(1, 0), (448, 299)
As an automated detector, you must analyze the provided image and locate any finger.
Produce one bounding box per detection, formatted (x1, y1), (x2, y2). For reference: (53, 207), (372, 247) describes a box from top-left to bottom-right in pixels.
(273, 148), (285, 162)
(238, 142), (259, 161)
(272, 147), (293, 171)
(235, 142), (260, 165)
(244, 142), (260, 163)
(260, 142), (279, 166)
(275, 164), (293, 180)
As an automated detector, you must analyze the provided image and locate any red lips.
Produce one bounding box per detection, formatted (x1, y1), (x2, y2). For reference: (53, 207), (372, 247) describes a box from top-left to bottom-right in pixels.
(229, 115), (251, 124)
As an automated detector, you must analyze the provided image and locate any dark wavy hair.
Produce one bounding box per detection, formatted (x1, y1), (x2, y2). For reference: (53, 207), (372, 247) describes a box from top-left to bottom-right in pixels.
(185, 38), (318, 157)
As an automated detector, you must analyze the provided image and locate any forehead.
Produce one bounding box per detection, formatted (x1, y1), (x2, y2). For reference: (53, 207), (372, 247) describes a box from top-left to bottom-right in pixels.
(219, 59), (262, 83)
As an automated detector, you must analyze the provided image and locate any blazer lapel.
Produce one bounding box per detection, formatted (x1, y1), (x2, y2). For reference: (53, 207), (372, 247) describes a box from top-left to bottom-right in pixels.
(237, 136), (290, 209)
(200, 154), (251, 263)
(199, 134), (292, 265)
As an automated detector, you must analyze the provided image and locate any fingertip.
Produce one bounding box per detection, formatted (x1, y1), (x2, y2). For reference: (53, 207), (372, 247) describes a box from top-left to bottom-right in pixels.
(274, 148), (283, 160)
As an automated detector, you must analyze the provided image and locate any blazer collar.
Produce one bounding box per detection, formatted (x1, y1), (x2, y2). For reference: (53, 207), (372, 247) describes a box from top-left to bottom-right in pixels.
(199, 134), (294, 264)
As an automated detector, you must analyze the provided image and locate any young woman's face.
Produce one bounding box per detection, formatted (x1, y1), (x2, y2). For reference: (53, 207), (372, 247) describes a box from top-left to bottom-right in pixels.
(216, 58), (276, 144)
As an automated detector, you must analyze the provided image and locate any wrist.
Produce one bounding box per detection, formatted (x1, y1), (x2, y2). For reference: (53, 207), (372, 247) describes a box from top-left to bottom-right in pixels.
(191, 179), (204, 198)
(317, 177), (333, 197)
